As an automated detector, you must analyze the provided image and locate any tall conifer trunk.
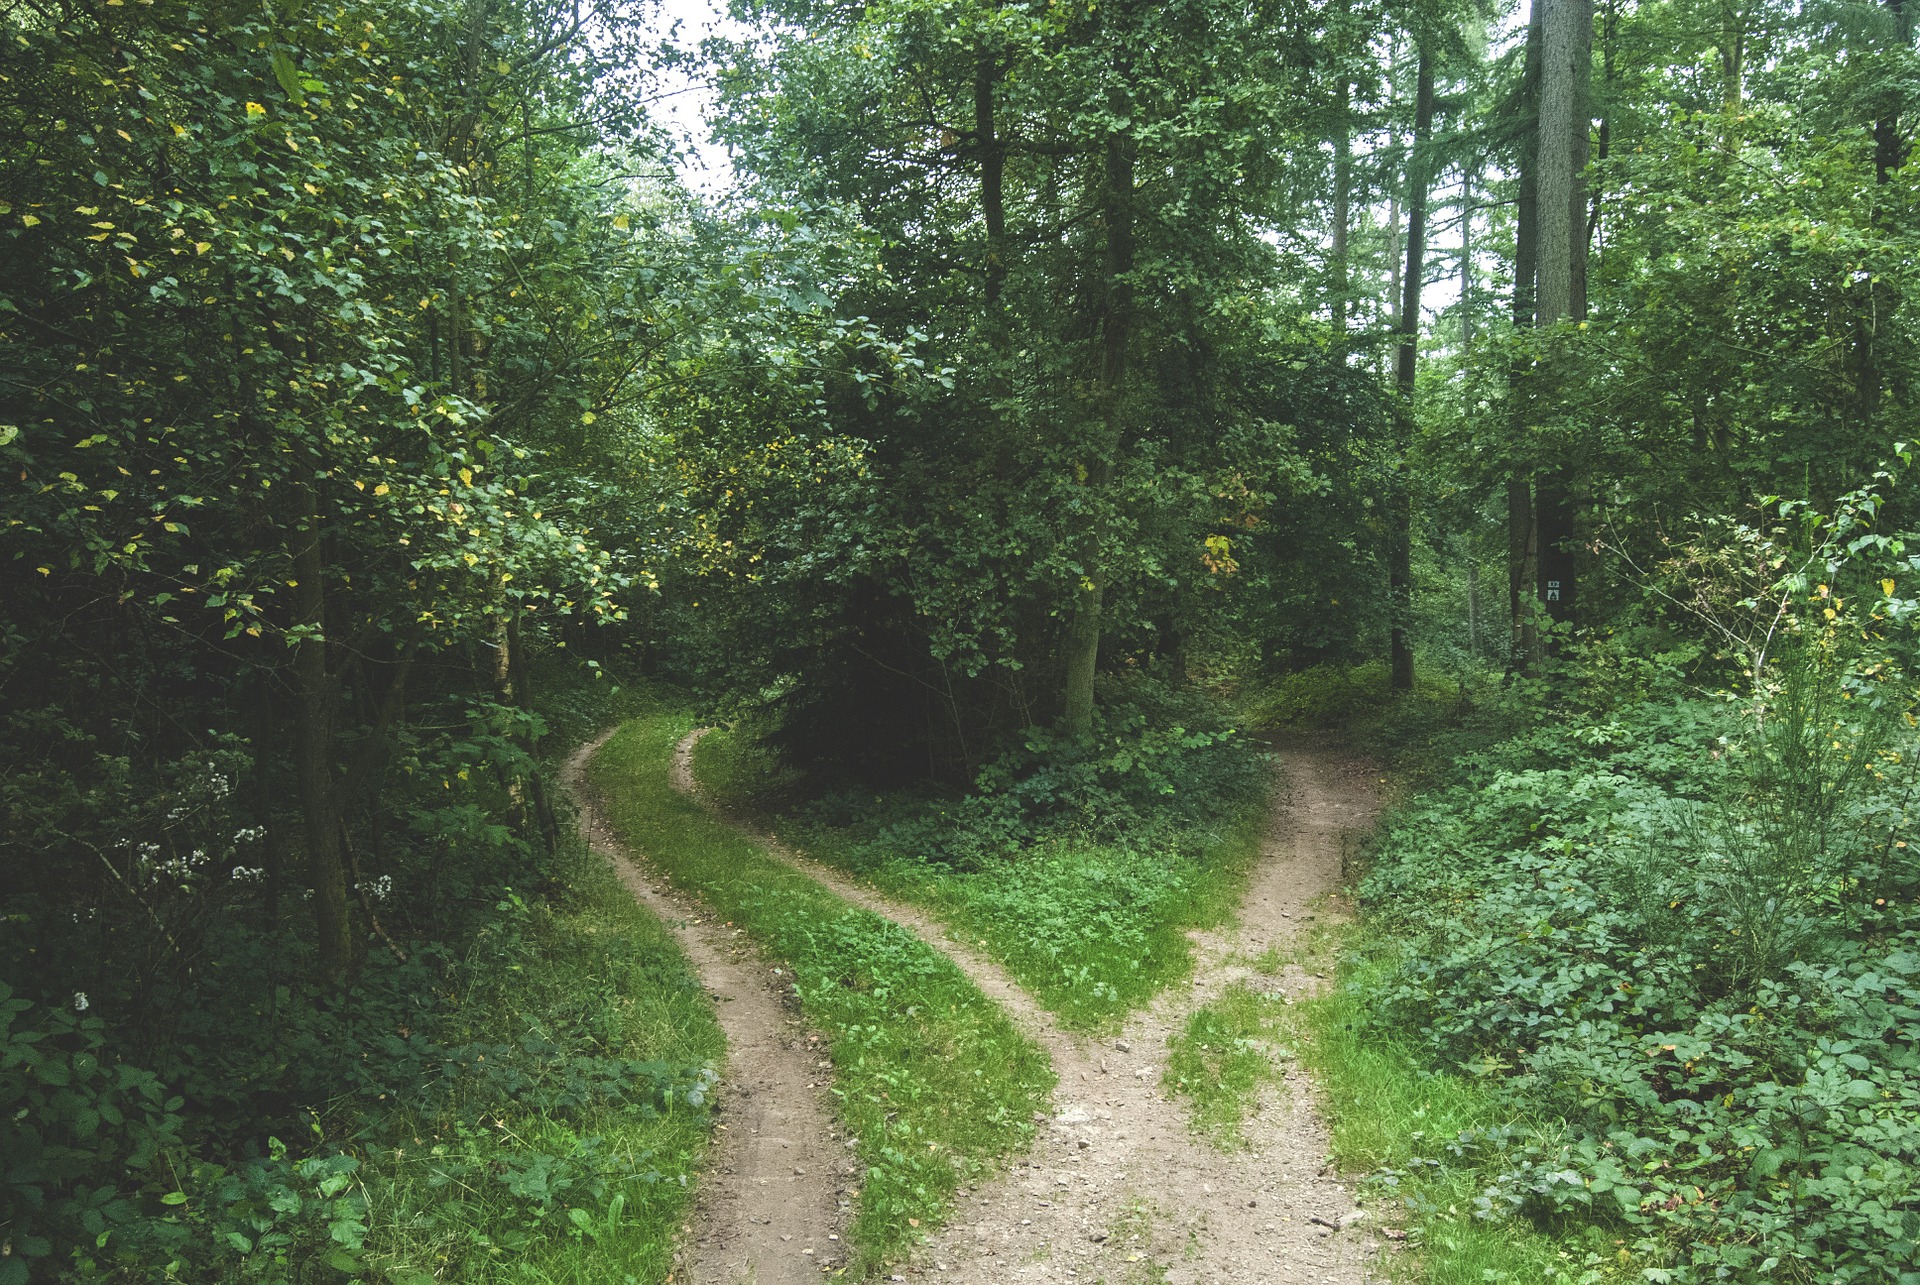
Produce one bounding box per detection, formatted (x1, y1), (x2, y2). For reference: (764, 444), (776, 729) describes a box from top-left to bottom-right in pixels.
(1509, 0), (1543, 669)
(1534, 0), (1591, 628)
(1331, 76), (1351, 334)
(1390, 44), (1435, 693)
(976, 53), (1007, 306)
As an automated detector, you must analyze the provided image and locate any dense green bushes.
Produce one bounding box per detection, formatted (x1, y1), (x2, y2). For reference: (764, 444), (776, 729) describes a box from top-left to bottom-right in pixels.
(1346, 649), (1920, 1281)
(2, 838), (722, 1284)
(698, 678), (1273, 1028)
(0, 661), (724, 1283)
(804, 678), (1269, 866)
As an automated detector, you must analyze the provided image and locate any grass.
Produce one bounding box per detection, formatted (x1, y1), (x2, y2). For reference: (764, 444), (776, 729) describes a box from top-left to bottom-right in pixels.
(1162, 980), (1292, 1149)
(589, 708), (1055, 1275)
(693, 726), (1270, 1032)
(357, 830), (725, 1284)
(1282, 935), (1636, 1285)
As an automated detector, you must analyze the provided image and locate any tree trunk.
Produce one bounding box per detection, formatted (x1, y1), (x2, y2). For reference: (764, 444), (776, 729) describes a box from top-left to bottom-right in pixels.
(1062, 125), (1135, 740)
(289, 472), (355, 986)
(1331, 74), (1351, 334)
(1719, 11), (1744, 155)
(976, 53), (1007, 306)
(1466, 553), (1480, 660)
(1062, 579), (1104, 739)
(1535, 0), (1591, 628)
(504, 614), (559, 854)
(1382, 36), (1403, 360)
(1389, 44), (1435, 694)
(1509, 0), (1544, 669)
(1460, 164), (1477, 348)
(1589, 0), (1617, 250)
(1536, 0), (1590, 327)
(1863, 0), (1909, 430)
(1507, 476), (1536, 666)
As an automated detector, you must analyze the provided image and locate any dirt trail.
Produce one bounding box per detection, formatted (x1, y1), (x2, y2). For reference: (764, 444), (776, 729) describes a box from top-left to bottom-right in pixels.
(674, 730), (1387, 1284)
(562, 732), (850, 1285)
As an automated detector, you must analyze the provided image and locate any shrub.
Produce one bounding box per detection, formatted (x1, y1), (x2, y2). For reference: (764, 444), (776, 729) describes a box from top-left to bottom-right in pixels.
(1348, 659), (1920, 1281)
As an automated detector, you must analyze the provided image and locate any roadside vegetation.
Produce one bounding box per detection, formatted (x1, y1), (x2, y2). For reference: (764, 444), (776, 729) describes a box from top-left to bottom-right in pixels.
(694, 678), (1272, 1031)
(587, 704), (1054, 1275)
(1277, 490), (1920, 1283)
(2, 664), (724, 1284)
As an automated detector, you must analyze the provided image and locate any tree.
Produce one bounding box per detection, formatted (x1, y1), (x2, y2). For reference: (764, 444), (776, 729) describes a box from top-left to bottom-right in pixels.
(1390, 40), (1438, 692)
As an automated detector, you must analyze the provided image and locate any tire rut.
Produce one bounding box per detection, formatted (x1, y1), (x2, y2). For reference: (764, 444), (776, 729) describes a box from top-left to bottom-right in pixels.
(673, 729), (1390, 1284)
(563, 731), (850, 1285)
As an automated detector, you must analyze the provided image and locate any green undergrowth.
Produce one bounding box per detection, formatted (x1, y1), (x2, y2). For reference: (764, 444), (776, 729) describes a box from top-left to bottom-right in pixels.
(1287, 628), (1920, 1283)
(694, 723), (1269, 1032)
(1240, 659), (1487, 775)
(1286, 937), (1632, 1285)
(2, 662), (723, 1285)
(354, 852), (725, 1283)
(1163, 979), (1292, 1149)
(589, 708), (1054, 1275)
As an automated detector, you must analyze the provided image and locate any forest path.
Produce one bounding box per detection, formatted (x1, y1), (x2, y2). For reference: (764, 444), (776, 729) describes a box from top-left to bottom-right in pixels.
(563, 732), (850, 1285)
(674, 730), (1387, 1284)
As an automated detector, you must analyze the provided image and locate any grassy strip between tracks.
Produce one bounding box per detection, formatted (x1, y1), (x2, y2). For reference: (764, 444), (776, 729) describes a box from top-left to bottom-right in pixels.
(693, 725), (1270, 1034)
(588, 709), (1054, 1276)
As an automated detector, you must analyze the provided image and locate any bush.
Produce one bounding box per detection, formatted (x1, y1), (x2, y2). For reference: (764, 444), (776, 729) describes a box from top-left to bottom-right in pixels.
(807, 677), (1268, 870)
(1346, 655), (1920, 1281)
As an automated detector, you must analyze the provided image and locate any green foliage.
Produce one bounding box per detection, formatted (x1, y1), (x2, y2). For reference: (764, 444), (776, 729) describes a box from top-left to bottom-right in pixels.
(0, 843), (722, 1283)
(654, 0), (1398, 771)
(1338, 636), (1920, 1281)
(1288, 963), (1630, 1285)
(589, 705), (1054, 1273)
(1, 985), (182, 1281)
(832, 680), (1271, 865)
(348, 857), (723, 1284)
(696, 684), (1271, 1030)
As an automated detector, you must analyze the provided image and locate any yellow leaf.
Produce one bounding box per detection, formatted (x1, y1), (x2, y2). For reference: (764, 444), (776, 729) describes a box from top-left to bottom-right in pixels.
(373, 483), (389, 496)
(458, 467), (473, 486)
(172, 122), (187, 136)
(194, 241), (210, 254)
(612, 213), (630, 230)
(245, 101), (266, 117)
(21, 214), (40, 227)
(1883, 579), (1896, 597)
